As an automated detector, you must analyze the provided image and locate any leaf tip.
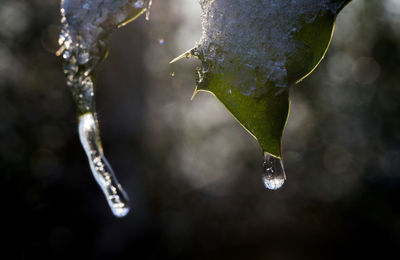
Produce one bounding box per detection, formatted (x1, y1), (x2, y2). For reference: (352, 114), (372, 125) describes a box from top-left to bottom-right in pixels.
(170, 48), (199, 64)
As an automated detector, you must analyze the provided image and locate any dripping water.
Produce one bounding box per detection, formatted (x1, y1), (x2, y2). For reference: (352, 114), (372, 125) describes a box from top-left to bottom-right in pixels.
(79, 113), (130, 217)
(262, 152), (286, 190)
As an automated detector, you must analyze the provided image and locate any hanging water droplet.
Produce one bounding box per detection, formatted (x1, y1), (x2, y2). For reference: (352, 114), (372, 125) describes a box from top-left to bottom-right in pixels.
(78, 113), (130, 217)
(262, 152), (286, 190)
(158, 38), (165, 45)
(170, 71), (175, 77)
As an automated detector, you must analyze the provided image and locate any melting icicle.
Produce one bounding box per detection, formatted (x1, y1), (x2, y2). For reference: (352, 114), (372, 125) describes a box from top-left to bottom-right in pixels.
(58, 0), (152, 217)
(79, 113), (130, 217)
(262, 153), (286, 190)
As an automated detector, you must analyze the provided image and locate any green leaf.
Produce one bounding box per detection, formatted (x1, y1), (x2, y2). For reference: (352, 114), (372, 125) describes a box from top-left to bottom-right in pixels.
(195, 63), (290, 158)
(175, 0), (352, 158)
(289, 11), (336, 85)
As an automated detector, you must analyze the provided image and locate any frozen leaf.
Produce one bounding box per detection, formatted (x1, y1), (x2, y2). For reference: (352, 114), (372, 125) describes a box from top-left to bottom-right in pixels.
(176, 0), (351, 158)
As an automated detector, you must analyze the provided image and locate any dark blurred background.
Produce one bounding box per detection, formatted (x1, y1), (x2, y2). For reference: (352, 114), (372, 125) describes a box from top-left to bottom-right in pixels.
(0, 0), (399, 259)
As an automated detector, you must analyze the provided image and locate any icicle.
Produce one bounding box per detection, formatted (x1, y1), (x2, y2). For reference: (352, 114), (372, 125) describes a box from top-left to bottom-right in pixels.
(58, 0), (151, 217)
(79, 113), (130, 217)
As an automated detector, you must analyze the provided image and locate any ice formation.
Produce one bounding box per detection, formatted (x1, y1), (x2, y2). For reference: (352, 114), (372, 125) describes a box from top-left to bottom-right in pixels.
(58, 0), (151, 217)
(196, 0), (349, 93)
(58, 0), (152, 114)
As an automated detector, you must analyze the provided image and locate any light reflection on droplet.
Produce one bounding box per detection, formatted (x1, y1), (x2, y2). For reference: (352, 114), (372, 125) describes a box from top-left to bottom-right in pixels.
(262, 152), (286, 190)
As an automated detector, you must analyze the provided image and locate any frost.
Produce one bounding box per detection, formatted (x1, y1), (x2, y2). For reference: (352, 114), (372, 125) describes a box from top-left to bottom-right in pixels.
(197, 0), (340, 92)
(58, 0), (151, 113)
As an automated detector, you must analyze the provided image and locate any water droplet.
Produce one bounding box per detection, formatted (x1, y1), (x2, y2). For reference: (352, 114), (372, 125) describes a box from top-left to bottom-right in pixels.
(191, 47), (200, 57)
(62, 50), (71, 60)
(170, 71), (175, 77)
(77, 50), (90, 64)
(262, 153), (286, 190)
(58, 35), (66, 46)
(158, 38), (165, 45)
(78, 113), (130, 217)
